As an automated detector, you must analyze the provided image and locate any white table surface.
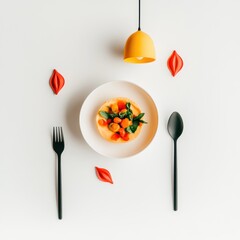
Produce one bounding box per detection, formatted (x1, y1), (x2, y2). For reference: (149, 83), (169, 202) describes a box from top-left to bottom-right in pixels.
(1, 0), (240, 239)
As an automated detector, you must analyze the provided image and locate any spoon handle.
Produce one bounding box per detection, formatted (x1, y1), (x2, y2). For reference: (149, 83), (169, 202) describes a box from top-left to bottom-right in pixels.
(174, 140), (177, 211)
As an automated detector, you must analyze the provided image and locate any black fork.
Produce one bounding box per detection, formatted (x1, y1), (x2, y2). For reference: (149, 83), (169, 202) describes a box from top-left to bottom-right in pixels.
(52, 127), (65, 219)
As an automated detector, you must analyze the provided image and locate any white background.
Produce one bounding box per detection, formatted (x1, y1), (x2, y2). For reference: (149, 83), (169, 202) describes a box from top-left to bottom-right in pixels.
(0, 0), (240, 239)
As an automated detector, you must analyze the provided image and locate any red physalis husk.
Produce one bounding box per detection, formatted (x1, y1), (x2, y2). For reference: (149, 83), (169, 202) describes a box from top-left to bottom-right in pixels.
(95, 167), (113, 184)
(49, 69), (65, 94)
(167, 50), (184, 77)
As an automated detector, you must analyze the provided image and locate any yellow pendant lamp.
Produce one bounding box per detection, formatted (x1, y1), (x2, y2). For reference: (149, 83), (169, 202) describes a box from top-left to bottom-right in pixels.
(124, 0), (156, 64)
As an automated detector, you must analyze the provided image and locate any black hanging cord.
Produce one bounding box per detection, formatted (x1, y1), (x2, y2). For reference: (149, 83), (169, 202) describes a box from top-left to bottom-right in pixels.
(138, 0), (141, 31)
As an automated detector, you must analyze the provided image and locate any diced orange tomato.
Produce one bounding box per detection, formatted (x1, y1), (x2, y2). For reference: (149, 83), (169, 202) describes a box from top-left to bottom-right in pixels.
(111, 133), (120, 141)
(108, 123), (120, 132)
(113, 117), (122, 124)
(122, 133), (129, 141)
(117, 100), (126, 111)
(139, 122), (143, 127)
(120, 118), (132, 128)
(111, 103), (119, 113)
(119, 128), (126, 138)
(98, 119), (107, 126)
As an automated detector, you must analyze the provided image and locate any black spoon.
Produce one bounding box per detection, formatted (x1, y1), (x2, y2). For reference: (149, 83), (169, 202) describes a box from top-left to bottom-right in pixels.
(167, 112), (184, 211)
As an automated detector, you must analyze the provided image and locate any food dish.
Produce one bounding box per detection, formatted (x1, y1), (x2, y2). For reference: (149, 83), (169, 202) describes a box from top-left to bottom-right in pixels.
(96, 97), (147, 143)
(79, 81), (158, 158)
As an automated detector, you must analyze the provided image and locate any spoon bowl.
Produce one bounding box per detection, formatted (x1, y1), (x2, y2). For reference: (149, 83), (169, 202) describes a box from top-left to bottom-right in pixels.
(167, 112), (184, 141)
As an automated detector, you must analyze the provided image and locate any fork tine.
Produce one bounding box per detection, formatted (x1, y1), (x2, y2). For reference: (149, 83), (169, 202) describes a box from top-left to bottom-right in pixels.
(60, 127), (64, 143)
(59, 127), (61, 141)
(53, 127), (56, 143)
(58, 127), (60, 142)
(57, 127), (59, 142)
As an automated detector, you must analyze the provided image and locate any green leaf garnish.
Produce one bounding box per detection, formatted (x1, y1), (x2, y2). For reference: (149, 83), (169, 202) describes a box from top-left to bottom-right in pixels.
(125, 126), (133, 133)
(99, 111), (117, 119)
(127, 111), (133, 121)
(139, 119), (148, 124)
(109, 113), (118, 119)
(133, 113), (145, 121)
(126, 121), (139, 133)
(99, 111), (109, 119)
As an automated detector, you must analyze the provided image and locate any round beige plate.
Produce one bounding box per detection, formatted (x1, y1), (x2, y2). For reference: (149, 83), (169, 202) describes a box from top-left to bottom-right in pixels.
(79, 81), (158, 158)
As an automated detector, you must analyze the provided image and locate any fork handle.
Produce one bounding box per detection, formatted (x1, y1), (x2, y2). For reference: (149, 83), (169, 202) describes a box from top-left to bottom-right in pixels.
(58, 155), (62, 219)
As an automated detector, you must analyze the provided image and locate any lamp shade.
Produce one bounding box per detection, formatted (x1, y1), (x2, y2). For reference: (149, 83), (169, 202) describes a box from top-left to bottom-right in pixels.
(124, 30), (156, 63)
